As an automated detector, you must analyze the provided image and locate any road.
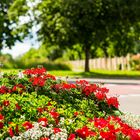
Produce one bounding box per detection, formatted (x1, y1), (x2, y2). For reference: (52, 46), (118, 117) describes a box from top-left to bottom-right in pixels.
(105, 84), (140, 95)
(105, 84), (140, 115)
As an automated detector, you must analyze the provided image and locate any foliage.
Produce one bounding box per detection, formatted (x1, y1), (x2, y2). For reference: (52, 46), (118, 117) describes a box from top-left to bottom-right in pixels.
(8, 0), (140, 72)
(0, 0), (21, 50)
(130, 54), (140, 71)
(0, 67), (140, 139)
(0, 53), (15, 69)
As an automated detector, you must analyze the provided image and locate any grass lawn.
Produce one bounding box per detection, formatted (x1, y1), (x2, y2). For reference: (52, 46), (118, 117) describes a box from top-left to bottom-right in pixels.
(1, 68), (140, 79)
(49, 69), (140, 79)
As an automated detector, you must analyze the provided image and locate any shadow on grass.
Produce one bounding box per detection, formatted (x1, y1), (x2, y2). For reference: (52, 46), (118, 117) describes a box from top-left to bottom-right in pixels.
(71, 71), (140, 80)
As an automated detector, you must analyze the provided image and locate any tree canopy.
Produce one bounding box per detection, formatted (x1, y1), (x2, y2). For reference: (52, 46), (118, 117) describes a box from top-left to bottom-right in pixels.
(0, 0), (21, 50)
(8, 0), (140, 71)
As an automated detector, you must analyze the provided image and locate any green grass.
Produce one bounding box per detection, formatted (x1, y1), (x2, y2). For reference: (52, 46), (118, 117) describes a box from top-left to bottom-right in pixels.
(1, 68), (140, 79)
(49, 69), (140, 79)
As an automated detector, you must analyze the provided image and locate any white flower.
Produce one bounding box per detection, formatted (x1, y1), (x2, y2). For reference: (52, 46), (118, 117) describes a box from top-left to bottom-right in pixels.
(5, 137), (12, 140)
(18, 72), (24, 78)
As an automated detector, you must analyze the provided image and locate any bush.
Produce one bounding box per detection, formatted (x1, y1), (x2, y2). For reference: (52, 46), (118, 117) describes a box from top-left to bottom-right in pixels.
(130, 54), (140, 70)
(14, 58), (71, 70)
(0, 67), (140, 140)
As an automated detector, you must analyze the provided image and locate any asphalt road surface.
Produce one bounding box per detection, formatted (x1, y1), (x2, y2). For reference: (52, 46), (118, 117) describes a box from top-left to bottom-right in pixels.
(105, 84), (140, 115)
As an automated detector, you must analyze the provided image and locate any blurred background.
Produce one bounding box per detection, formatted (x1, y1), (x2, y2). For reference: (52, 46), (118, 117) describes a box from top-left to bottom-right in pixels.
(0, 0), (140, 79)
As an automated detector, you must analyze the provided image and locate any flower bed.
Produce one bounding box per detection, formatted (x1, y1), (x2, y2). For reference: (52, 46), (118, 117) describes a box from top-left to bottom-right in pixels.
(0, 67), (140, 140)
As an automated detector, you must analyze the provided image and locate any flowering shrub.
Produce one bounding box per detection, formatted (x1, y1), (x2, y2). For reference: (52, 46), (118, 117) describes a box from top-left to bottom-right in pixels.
(0, 67), (140, 139)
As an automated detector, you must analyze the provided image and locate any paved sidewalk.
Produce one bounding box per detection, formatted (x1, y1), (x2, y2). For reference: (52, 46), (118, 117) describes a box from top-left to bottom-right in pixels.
(119, 94), (140, 115)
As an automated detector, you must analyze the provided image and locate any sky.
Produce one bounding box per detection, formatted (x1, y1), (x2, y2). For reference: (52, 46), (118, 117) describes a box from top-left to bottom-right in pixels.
(1, 0), (41, 59)
(1, 38), (39, 58)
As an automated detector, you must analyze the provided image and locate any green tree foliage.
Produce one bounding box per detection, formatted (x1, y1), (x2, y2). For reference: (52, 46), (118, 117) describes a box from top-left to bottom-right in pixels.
(0, 0), (21, 50)
(9, 0), (140, 71)
(0, 53), (15, 68)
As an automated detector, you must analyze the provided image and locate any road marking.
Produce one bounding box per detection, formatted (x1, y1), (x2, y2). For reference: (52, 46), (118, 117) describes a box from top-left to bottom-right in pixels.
(119, 94), (140, 98)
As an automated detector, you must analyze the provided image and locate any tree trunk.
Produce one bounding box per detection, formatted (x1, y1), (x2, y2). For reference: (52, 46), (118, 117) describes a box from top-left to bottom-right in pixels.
(85, 45), (90, 72)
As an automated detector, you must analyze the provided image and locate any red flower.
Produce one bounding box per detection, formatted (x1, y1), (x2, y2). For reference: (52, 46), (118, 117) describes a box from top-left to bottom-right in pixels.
(95, 92), (106, 101)
(62, 83), (76, 89)
(74, 112), (79, 117)
(12, 84), (25, 93)
(53, 128), (61, 134)
(12, 86), (17, 92)
(94, 118), (108, 129)
(15, 125), (19, 134)
(37, 107), (44, 113)
(47, 102), (52, 106)
(40, 137), (50, 140)
(38, 117), (48, 127)
(46, 74), (56, 80)
(76, 126), (93, 138)
(107, 124), (115, 132)
(0, 106), (2, 111)
(55, 119), (59, 125)
(23, 67), (46, 75)
(82, 84), (98, 96)
(82, 86), (93, 96)
(100, 131), (116, 140)
(50, 111), (59, 119)
(0, 114), (4, 120)
(98, 87), (109, 93)
(107, 97), (119, 108)
(89, 131), (96, 137)
(3, 100), (10, 106)
(0, 86), (9, 94)
(15, 103), (21, 110)
(0, 122), (4, 129)
(76, 80), (89, 85)
(31, 76), (45, 87)
(9, 127), (14, 137)
(68, 133), (76, 140)
(22, 121), (33, 130)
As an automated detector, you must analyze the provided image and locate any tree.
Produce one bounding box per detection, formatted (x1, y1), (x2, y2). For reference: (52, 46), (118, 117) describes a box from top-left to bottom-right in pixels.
(0, 0), (21, 50)
(9, 0), (140, 71)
